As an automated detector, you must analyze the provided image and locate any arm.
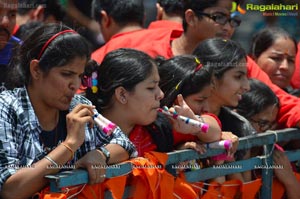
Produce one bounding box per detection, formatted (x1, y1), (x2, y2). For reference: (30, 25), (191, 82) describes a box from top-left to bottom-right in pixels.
(247, 56), (300, 128)
(169, 94), (222, 142)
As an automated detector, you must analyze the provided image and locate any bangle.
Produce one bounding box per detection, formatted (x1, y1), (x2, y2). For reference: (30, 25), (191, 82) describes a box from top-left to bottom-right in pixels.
(44, 155), (58, 167)
(61, 142), (74, 160)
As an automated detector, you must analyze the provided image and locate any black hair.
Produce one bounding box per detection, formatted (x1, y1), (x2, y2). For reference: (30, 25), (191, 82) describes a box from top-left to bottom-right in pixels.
(14, 21), (44, 40)
(192, 38), (247, 79)
(17, 0), (65, 21)
(157, 0), (184, 16)
(85, 48), (156, 111)
(236, 78), (279, 119)
(182, 0), (220, 31)
(250, 27), (298, 59)
(157, 55), (213, 107)
(7, 23), (90, 88)
(91, 0), (144, 27)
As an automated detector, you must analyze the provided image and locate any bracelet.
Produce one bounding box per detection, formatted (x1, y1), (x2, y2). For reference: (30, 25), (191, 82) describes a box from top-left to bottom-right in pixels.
(61, 142), (74, 160)
(44, 155), (58, 167)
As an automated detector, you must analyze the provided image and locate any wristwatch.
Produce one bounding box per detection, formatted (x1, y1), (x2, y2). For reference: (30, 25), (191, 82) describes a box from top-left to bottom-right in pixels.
(98, 146), (110, 164)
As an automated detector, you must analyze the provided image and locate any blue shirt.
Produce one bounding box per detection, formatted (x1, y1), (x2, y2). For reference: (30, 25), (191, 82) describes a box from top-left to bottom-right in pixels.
(0, 36), (21, 65)
(0, 87), (137, 190)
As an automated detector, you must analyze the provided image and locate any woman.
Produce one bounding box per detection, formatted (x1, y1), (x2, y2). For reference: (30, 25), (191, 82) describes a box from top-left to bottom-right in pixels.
(157, 55), (234, 147)
(0, 24), (136, 199)
(85, 48), (214, 157)
(236, 78), (300, 199)
(250, 27), (299, 96)
(236, 78), (279, 133)
(192, 38), (255, 183)
(193, 38), (255, 143)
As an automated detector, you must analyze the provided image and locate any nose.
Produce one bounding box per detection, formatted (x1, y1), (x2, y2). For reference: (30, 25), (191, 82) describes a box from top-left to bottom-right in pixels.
(279, 59), (289, 70)
(0, 15), (9, 28)
(157, 87), (164, 101)
(242, 78), (250, 92)
(70, 77), (82, 91)
(201, 100), (210, 114)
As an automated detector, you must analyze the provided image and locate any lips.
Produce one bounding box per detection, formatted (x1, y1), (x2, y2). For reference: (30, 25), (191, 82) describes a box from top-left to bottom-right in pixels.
(273, 74), (288, 81)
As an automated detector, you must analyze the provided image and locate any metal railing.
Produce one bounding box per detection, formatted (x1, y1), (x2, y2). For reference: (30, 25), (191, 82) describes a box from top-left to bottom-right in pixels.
(45, 128), (300, 199)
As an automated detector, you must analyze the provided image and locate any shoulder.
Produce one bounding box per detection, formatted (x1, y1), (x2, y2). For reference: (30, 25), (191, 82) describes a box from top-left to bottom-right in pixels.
(0, 87), (26, 107)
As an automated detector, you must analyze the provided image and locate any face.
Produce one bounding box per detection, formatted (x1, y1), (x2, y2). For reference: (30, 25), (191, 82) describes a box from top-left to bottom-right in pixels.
(211, 59), (249, 108)
(34, 57), (86, 110)
(256, 37), (296, 89)
(184, 84), (212, 115)
(194, 0), (235, 41)
(250, 104), (279, 133)
(0, 0), (17, 50)
(126, 65), (164, 126)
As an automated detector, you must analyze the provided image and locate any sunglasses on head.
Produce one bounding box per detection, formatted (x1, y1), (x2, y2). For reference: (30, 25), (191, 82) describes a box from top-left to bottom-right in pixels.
(196, 11), (241, 28)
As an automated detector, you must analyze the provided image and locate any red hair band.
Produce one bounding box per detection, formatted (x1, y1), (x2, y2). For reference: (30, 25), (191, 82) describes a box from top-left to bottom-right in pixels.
(37, 30), (77, 60)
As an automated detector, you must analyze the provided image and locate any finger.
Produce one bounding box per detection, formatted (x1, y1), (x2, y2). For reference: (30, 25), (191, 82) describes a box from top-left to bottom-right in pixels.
(99, 169), (106, 183)
(168, 107), (177, 115)
(176, 94), (184, 106)
(71, 104), (95, 113)
(76, 107), (94, 118)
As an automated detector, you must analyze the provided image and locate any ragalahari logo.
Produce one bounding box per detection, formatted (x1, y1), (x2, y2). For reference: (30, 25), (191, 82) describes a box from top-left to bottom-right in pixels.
(232, 0), (299, 17)
(231, 1), (247, 15)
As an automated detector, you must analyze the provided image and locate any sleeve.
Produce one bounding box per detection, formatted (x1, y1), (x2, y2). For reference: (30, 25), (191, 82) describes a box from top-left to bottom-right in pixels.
(71, 95), (138, 158)
(0, 101), (19, 190)
(105, 127), (138, 158)
(247, 56), (300, 128)
(291, 43), (300, 89)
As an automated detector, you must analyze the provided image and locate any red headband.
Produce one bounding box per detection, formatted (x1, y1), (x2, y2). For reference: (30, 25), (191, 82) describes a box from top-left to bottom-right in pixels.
(37, 30), (77, 60)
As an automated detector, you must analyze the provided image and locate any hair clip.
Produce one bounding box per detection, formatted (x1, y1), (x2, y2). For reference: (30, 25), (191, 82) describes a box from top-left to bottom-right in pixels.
(194, 57), (203, 72)
(175, 81), (182, 90)
(91, 72), (98, 93)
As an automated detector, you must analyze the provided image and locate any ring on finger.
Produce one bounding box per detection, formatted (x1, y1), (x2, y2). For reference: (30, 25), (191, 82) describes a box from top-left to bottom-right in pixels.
(100, 174), (106, 178)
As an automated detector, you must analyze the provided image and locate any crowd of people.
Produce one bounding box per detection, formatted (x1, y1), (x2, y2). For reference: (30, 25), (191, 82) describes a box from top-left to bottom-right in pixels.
(0, 0), (299, 198)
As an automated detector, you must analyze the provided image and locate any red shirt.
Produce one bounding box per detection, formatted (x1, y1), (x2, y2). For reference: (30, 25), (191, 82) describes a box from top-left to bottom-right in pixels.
(129, 125), (157, 157)
(291, 43), (300, 89)
(91, 28), (182, 63)
(147, 20), (183, 31)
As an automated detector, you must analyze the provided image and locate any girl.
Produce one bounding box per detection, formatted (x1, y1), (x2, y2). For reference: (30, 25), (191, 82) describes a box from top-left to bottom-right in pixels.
(0, 23), (136, 199)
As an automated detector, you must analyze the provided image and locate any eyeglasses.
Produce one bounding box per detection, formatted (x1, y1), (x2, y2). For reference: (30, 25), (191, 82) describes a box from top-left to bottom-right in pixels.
(196, 12), (241, 28)
(250, 118), (276, 132)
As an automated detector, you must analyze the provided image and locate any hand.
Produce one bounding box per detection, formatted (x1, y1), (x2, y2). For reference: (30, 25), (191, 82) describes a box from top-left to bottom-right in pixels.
(76, 150), (107, 184)
(65, 104), (95, 150)
(176, 141), (206, 154)
(221, 131), (239, 159)
(168, 94), (202, 135)
(273, 149), (294, 184)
